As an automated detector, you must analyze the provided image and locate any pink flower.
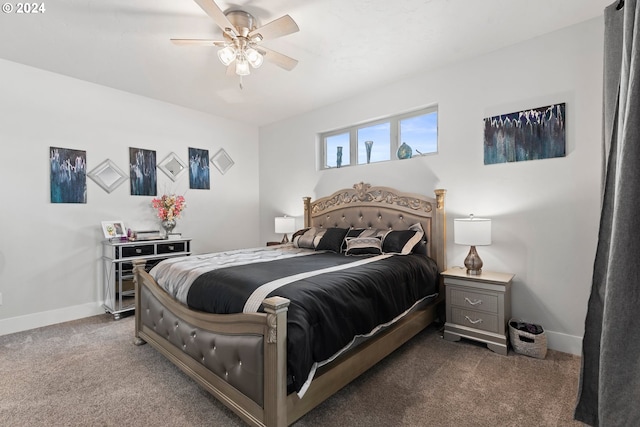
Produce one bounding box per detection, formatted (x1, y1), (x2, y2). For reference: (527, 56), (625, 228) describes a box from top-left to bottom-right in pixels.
(151, 194), (186, 221)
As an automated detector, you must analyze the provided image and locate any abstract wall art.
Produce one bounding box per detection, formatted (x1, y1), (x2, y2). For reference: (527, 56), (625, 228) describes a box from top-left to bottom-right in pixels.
(483, 103), (566, 165)
(50, 146), (87, 203)
(129, 147), (157, 196)
(189, 147), (210, 190)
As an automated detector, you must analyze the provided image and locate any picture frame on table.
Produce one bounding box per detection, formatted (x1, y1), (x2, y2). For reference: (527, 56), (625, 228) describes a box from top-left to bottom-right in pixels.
(101, 221), (126, 239)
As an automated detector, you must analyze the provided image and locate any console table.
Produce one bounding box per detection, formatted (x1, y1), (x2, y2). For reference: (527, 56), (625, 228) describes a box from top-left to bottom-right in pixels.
(101, 237), (191, 319)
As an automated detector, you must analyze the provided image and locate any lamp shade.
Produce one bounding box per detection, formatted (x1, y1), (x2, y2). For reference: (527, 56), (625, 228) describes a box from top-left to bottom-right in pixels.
(217, 46), (236, 66)
(235, 58), (250, 76)
(275, 216), (296, 234)
(454, 216), (492, 246)
(245, 47), (264, 68)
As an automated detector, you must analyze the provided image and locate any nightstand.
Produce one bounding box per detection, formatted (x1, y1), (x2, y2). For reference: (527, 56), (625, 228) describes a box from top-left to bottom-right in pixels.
(101, 237), (191, 319)
(442, 268), (514, 355)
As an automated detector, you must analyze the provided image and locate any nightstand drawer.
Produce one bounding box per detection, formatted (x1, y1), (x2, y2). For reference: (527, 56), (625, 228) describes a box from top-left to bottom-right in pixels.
(450, 288), (498, 313)
(121, 245), (154, 258)
(451, 308), (499, 333)
(157, 242), (186, 254)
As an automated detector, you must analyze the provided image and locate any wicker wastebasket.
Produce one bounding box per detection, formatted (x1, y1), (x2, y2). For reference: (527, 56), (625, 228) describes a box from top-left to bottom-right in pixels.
(509, 319), (547, 359)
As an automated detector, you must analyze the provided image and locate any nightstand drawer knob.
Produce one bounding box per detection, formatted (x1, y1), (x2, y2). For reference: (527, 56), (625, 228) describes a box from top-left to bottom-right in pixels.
(464, 297), (483, 306)
(135, 249), (142, 254)
(465, 316), (483, 325)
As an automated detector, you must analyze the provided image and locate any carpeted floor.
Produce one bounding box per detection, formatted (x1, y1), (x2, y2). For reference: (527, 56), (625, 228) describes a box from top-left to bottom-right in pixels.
(0, 314), (584, 426)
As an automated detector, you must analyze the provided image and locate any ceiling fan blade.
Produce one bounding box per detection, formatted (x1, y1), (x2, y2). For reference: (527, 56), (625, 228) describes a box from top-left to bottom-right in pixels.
(249, 15), (299, 41)
(171, 39), (226, 46)
(193, 0), (238, 37)
(257, 46), (298, 71)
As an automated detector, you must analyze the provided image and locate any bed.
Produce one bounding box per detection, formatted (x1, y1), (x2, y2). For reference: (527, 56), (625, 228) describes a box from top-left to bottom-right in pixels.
(133, 182), (447, 427)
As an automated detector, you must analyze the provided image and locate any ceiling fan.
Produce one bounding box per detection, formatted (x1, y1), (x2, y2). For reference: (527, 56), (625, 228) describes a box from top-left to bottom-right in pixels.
(171, 0), (299, 82)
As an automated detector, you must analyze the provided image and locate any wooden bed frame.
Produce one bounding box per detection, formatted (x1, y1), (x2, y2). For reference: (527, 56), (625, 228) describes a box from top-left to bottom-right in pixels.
(133, 183), (446, 427)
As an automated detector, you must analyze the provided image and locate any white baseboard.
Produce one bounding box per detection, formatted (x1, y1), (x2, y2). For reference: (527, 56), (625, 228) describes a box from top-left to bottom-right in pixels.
(0, 302), (105, 337)
(545, 329), (583, 356)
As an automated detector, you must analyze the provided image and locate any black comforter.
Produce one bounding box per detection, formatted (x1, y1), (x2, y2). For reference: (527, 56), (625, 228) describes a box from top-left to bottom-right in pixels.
(186, 252), (439, 393)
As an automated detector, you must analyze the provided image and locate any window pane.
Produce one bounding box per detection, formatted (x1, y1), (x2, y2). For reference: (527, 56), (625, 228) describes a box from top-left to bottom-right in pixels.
(357, 123), (390, 164)
(325, 133), (350, 168)
(400, 112), (438, 156)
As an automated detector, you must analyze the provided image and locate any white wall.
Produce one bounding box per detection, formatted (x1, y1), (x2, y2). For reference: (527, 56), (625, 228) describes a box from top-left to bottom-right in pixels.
(259, 18), (604, 355)
(0, 59), (260, 334)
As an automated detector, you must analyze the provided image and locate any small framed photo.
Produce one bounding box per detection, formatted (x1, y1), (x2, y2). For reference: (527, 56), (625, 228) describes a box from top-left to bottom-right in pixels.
(101, 221), (126, 239)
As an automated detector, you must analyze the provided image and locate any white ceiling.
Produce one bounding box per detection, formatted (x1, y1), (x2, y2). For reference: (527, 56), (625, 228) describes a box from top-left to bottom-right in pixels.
(0, 0), (608, 127)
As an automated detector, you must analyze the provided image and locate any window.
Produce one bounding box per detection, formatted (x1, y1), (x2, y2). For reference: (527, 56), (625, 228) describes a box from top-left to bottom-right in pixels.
(357, 122), (390, 164)
(320, 106), (437, 169)
(325, 133), (350, 168)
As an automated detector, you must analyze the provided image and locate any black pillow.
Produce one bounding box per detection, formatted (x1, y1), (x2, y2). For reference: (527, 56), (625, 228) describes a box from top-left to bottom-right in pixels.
(315, 228), (349, 253)
(382, 229), (424, 254)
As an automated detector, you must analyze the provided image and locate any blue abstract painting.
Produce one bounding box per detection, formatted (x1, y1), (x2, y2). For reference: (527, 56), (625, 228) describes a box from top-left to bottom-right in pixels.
(189, 147), (210, 190)
(50, 146), (87, 203)
(129, 147), (157, 196)
(484, 103), (566, 165)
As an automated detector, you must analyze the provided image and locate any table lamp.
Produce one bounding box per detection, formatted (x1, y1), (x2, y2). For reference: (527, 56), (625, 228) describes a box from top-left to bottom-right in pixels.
(275, 216), (296, 243)
(454, 214), (492, 275)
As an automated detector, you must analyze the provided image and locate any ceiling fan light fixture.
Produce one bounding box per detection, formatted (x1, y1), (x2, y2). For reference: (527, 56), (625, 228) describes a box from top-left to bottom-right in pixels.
(235, 58), (251, 76)
(245, 48), (264, 68)
(217, 46), (236, 66)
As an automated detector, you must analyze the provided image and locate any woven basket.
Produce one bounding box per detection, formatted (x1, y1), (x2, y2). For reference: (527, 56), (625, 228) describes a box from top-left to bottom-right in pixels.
(509, 319), (547, 359)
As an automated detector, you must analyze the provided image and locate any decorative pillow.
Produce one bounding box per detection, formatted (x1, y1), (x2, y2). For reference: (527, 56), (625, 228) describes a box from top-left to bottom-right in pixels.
(409, 222), (428, 254)
(382, 229), (424, 255)
(313, 229), (327, 247)
(293, 227), (319, 249)
(345, 237), (383, 255)
(340, 228), (365, 252)
(291, 228), (310, 241)
(315, 227), (349, 253)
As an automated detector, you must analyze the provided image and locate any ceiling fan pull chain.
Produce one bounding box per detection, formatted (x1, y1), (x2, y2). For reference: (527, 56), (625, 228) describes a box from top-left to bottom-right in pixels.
(239, 75), (244, 90)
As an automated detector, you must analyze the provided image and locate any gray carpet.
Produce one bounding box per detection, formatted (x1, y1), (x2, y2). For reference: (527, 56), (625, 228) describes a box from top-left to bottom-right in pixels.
(0, 314), (584, 426)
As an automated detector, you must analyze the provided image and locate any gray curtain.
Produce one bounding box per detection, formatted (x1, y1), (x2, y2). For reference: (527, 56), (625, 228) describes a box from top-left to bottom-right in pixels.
(575, 1), (640, 425)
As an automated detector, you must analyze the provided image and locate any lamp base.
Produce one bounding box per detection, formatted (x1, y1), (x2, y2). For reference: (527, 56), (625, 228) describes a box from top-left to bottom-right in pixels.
(280, 234), (289, 244)
(464, 245), (483, 275)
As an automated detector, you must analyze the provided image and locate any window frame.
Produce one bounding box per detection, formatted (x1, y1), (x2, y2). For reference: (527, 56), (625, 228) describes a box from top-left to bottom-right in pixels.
(319, 105), (438, 170)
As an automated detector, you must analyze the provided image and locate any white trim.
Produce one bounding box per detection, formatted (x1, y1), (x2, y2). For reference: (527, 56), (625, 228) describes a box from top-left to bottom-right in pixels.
(544, 329), (582, 356)
(0, 302), (104, 337)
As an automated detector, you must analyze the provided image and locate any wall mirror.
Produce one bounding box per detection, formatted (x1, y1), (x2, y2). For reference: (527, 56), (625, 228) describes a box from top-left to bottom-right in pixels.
(88, 159), (128, 193)
(158, 152), (187, 181)
(211, 148), (234, 175)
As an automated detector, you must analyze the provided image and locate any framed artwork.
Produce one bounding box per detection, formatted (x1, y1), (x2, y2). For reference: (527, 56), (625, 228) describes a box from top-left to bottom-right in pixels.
(101, 220), (126, 239)
(129, 147), (157, 196)
(88, 159), (128, 193)
(211, 148), (235, 175)
(158, 152), (187, 182)
(189, 147), (210, 190)
(483, 103), (566, 165)
(50, 146), (87, 204)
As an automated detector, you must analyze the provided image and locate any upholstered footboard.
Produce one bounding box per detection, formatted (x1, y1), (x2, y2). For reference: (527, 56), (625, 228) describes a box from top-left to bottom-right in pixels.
(133, 262), (290, 427)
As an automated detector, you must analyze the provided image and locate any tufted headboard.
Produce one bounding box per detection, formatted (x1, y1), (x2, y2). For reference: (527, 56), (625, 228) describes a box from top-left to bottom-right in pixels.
(303, 182), (447, 272)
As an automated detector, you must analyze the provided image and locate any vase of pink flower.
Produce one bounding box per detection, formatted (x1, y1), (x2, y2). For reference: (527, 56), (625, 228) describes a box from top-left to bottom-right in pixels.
(152, 194), (185, 236)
